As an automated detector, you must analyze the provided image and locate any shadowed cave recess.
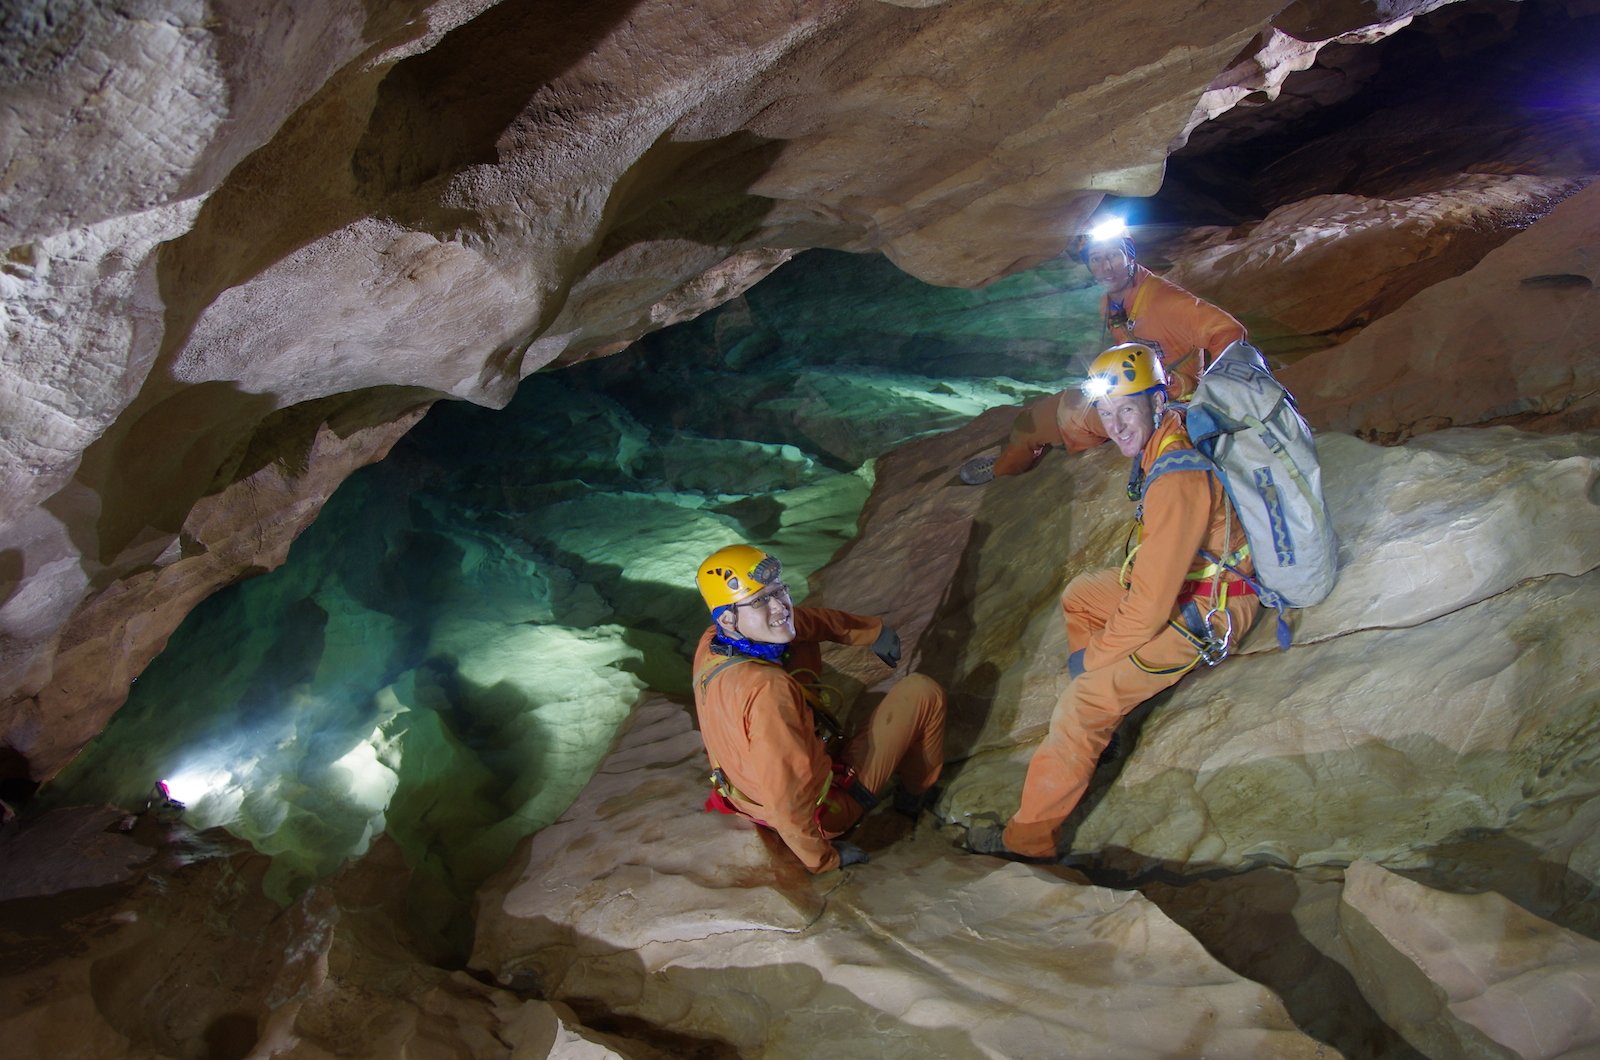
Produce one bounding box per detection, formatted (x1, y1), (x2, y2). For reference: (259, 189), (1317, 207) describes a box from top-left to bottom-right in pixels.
(8, 0), (1600, 1055)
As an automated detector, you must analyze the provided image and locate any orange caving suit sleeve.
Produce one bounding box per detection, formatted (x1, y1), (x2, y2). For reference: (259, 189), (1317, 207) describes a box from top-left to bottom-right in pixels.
(1103, 267), (1247, 399)
(791, 606), (882, 650)
(997, 269), (1247, 477)
(692, 606), (883, 874)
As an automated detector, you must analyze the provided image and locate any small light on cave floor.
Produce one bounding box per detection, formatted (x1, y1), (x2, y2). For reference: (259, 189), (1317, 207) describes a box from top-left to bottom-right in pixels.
(159, 767), (230, 807)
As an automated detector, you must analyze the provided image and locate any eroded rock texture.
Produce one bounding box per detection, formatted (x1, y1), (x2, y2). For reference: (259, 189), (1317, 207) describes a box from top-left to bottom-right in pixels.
(3, 0), (1313, 782)
(10, 0), (1568, 787)
(472, 699), (1332, 1059)
(1337, 860), (1600, 1059)
(5, 0), (1600, 1055)
(466, 414), (1599, 1057)
(0, 806), (630, 1057)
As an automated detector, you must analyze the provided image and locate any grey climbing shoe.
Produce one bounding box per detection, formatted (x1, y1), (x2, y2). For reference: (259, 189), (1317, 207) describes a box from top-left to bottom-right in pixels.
(959, 454), (996, 485)
(962, 814), (1054, 863)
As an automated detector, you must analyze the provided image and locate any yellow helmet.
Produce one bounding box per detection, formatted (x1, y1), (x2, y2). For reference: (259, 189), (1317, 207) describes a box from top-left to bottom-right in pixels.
(1081, 342), (1167, 402)
(696, 544), (782, 612)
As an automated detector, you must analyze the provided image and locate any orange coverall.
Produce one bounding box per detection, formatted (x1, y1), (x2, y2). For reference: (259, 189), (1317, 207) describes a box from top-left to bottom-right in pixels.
(692, 607), (947, 873)
(1002, 413), (1260, 858)
(992, 266), (1247, 476)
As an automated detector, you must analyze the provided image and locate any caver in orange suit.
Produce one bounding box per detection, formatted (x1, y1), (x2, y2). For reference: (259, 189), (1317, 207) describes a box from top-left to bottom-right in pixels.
(992, 266), (1246, 476)
(693, 607), (946, 873)
(1000, 412), (1260, 859)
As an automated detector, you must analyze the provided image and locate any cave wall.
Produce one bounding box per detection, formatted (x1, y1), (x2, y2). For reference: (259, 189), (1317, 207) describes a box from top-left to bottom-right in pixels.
(5, 0), (1456, 785)
(3, 0), (1594, 789)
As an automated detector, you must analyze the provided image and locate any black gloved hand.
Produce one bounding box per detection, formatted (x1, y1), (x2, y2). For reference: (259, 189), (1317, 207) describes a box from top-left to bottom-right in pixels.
(1067, 649), (1086, 678)
(872, 624), (902, 668)
(833, 840), (870, 867)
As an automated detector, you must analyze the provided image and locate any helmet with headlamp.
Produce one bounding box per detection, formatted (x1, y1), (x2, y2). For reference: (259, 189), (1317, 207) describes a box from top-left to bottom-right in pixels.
(1073, 216), (1136, 264)
(697, 544), (783, 614)
(1081, 342), (1167, 402)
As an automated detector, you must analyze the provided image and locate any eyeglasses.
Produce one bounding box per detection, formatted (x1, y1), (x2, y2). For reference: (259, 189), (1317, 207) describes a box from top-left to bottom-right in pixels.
(735, 582), (791, 611)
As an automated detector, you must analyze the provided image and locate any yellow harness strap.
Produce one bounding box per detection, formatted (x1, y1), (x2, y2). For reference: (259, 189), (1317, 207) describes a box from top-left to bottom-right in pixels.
(1120, 433), (1187, 588)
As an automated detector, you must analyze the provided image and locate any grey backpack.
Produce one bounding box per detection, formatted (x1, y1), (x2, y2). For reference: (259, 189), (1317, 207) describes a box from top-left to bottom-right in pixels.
(1142, 341), (1338, 647)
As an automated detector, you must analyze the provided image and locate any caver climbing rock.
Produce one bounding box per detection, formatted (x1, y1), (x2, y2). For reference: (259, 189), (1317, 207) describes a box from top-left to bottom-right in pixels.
(960, 218), (1247, 484)
(692, 544), (947, 873)
(966, 344), (1259, 861)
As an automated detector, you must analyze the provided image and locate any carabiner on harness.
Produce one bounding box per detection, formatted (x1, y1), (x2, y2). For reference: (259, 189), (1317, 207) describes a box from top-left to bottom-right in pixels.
(1197, 606), (1233, 667)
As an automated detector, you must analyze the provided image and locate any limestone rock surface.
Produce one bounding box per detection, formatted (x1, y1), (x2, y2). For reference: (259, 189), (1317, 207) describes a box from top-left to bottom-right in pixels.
(1277, 179), (1600, 440)
(472, 697), (1331, 1059)
(1336, 860), (1600, 1059)
(0, 806), (628, 1058)
(1164, 175), (1585, 355)
(464, 417), (1600, 1055)
(849, 419), (1600, 899)
(1, 0), (1457, 785)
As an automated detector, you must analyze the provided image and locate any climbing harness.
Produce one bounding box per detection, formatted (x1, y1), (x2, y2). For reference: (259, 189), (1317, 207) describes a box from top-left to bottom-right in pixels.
(1122, 431), (1252, 675)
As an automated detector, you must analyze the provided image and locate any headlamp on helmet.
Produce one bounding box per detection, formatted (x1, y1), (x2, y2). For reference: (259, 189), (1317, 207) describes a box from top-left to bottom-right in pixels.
(1087, 217), (1129, 244)
(697, 543), (782, 615)
(1074, 215), (1137, 264)
(1081, 342), (1167, 402)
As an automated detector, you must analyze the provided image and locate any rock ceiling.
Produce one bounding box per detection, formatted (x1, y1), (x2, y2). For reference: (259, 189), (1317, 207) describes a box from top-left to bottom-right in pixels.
(2, 0), (1600, 1055)
(2, 0), (1512, 784)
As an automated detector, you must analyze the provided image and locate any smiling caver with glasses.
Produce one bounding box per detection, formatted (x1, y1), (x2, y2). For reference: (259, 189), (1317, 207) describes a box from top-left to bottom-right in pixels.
(691, 543), (947, 873)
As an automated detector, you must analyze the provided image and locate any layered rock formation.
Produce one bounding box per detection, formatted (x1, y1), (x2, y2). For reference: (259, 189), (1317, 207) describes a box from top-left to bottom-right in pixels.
(2, 0), (1526, 788)
(469, 414), (1598, 1057)
(5, 0), (1600, 1055)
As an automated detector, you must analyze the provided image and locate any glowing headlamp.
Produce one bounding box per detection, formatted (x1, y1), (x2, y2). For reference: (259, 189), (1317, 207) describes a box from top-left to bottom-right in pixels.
(1082, 375), (1115, 401)
(1087, 216), (1129, 244)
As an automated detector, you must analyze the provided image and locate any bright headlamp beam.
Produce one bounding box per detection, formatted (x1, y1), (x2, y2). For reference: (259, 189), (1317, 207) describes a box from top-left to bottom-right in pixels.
(1082, 375), (1115, 400)
(1087, 216), (1129, 243)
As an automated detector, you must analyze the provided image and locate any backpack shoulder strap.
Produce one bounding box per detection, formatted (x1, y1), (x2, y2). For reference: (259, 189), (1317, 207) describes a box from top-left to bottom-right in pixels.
(1140, 445), (1214, 497)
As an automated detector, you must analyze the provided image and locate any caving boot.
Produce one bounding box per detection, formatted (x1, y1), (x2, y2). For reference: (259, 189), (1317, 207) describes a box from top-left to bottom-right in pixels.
(959, 454), (996, 485)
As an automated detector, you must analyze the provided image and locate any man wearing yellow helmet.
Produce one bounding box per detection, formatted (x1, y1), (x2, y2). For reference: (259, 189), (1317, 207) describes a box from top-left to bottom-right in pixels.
(959, 218), (1247, 484)
(692, 543), (947, 874)
(966, 343), (1260, 861)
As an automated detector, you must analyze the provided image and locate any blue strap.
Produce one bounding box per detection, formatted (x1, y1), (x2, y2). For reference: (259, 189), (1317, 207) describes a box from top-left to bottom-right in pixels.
(711, 632), (788, 663)
(1197, 549), (1293, 650)
(1144, 448), (1214, 485)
